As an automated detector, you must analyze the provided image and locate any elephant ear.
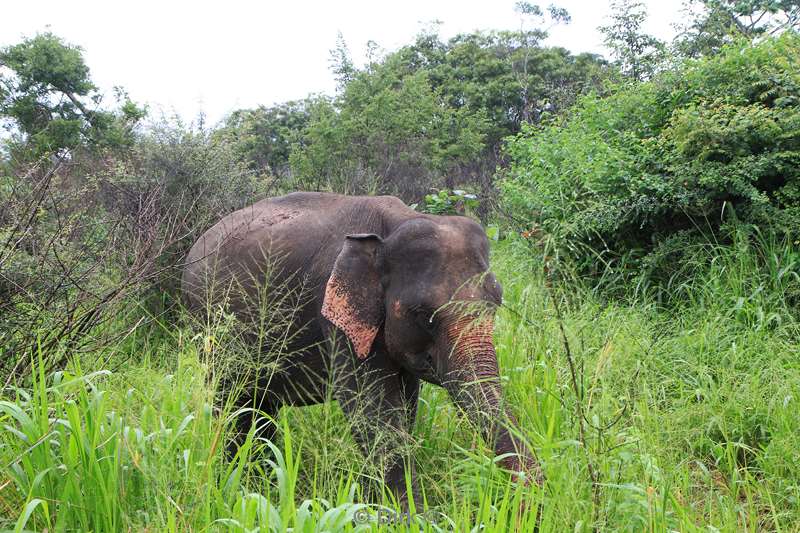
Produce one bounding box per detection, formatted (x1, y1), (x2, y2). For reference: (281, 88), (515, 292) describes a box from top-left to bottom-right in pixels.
(322, 234), (385, 360)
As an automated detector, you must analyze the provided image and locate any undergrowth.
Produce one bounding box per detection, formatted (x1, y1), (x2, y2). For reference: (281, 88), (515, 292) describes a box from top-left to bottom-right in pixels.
(1, 237), (798, 531)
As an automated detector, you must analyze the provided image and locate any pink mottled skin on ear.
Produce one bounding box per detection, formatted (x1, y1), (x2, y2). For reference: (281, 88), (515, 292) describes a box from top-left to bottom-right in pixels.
(391, 300), (402, 317)
(321, 275), (379, 360)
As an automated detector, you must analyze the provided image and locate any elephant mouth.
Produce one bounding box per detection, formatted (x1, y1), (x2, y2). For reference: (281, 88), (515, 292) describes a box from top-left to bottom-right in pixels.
(407, 351), (440, 385)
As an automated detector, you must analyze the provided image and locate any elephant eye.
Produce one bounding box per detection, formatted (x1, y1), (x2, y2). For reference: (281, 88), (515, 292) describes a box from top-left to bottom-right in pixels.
(412, 306), (436, 335)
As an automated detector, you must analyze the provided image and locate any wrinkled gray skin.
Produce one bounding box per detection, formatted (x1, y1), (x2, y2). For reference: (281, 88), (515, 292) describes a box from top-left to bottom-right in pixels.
(182, 192), (541, 505)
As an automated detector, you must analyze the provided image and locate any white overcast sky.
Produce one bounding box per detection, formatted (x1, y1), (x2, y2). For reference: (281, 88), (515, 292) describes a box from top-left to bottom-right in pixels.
(2, 1), (684, 125)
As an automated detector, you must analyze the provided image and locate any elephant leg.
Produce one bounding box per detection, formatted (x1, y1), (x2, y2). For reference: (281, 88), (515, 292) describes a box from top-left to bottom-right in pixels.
(332, 352), (421, 509)
(226, 391), (281, 458)
(397, 370), (421, 506)
(399, 370), (420, 431)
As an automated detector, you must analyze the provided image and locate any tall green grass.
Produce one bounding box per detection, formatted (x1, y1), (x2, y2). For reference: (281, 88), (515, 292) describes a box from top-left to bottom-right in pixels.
(1, 236), (798, 531)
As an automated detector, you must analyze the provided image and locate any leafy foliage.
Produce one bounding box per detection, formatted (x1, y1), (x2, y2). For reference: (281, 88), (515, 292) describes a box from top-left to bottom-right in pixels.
(0, 112), (269, 381)
(674, 0), (800, 58)
(290, 63), (490, 199)
(217, 97), (324, 177)
(417, 188), (480, 216)
(599, 0), (666, 81)
(401, 30), (609, 148)
(0, 33), (146, 160)
(291, 22), (609, 202)
(500, 33), (800, 287)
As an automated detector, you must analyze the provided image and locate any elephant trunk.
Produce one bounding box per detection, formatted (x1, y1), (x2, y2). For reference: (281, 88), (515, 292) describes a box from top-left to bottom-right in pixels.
(440, 314), (543, 485)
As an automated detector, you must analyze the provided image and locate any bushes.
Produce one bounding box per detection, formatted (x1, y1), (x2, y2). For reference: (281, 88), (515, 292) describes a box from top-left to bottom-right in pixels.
(500, 33), (800, 287)
(0, 115), (270, 383)
(122, 115), (269, 247)
(0, 32), (269, 383)
(0, 158), (177, 380)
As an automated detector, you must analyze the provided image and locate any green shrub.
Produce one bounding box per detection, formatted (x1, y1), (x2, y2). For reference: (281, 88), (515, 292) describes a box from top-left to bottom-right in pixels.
(0, 115), (269, 382)
(416, 188), (480, 216)
(500, 33), (800, 287)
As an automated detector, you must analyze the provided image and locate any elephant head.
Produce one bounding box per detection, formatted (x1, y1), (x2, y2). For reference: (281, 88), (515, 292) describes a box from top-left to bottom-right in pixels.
(322, 217), (542, 483)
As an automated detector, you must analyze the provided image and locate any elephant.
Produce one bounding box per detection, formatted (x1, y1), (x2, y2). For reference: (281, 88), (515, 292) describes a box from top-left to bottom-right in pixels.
(181, 192), (542, 506)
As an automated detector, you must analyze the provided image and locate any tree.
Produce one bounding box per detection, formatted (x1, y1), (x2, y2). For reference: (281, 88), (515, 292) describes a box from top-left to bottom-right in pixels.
(291, 63), (490, 199)
(218, 97), (323, 176)
(329, 32), (355, 91)
(0, 32), (145, 161)
(394, 25), (608, 149)
(599, 0), (666, 81)
(674, 0), (800, 58)
(512, 2), (572, 122)
(292, 9), (609, 202)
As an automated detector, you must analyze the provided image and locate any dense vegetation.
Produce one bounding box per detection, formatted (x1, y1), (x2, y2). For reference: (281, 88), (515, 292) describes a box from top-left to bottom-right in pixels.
(501, 33), (800, 294)
(219, 19), (608, 202)
(2, 1), (800, 531)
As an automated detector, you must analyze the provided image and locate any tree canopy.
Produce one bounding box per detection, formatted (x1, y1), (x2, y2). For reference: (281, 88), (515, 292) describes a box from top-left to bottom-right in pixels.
(675, 0), (800, 57)
(0, 32), (145, 161)
(283, 22), (609, 201)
